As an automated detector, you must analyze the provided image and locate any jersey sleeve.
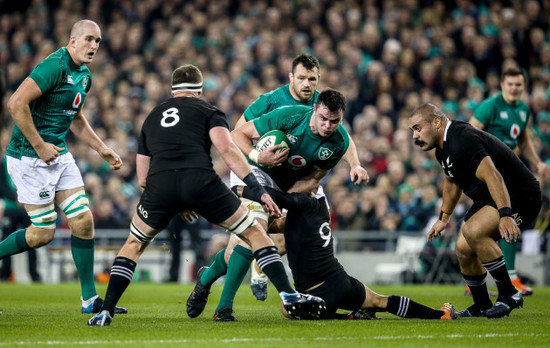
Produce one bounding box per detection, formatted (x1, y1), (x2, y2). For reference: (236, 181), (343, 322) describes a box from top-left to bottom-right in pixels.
(457, 131), (488, 174)
(253, 107), (288, 136)
(473, 99), (494, 126)
(243, 94), (271, 121)
(29, 58), (64, 94)
(137, 126), (150, 156)
(208, 110), (229, 130)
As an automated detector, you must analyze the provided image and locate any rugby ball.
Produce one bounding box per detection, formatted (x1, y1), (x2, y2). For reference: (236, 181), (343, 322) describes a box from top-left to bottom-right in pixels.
(256, 130), (290, 154)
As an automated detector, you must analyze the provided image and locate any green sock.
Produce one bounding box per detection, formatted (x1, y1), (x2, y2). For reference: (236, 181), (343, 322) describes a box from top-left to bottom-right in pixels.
(215, 245), (253, 312)
(0, 229), (31, 258)
(200, 248), (228, 287)
(70, 235), (97, 301)
(500, 239), (517, 276)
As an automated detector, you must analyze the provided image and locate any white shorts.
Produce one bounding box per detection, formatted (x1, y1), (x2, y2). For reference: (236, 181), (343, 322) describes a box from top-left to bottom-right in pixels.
(229, 166), (327, 199)
(6, 152), (84, 205)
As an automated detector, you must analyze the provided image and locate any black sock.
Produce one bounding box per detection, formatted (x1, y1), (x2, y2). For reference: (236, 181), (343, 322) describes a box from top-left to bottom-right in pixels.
(386, 295), (443, 319)
(463, 273), (493, 310)
(483, 256), (517, 297)
(102, 256), (136, 317)
(253, 246), (294, 294)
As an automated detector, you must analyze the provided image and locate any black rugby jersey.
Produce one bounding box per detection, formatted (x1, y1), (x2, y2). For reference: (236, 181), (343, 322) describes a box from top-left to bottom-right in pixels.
(435, 121), (539, 202)
(138, 97), (228, 176)
(242, 186), (343, 291)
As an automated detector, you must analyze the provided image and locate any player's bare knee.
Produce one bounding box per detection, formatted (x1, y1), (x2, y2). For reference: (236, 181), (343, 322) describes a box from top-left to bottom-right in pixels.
(68, 211), (94, 239)
(25, 225), (56, 248)
(460, 222), (479, 245)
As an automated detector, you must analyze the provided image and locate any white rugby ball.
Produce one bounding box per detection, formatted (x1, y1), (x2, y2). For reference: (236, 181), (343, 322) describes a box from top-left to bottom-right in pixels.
(256, 130), (290, 154)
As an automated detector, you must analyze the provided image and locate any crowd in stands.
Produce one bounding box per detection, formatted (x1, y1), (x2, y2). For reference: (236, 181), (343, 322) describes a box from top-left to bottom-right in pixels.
(1, 0), (549, 252)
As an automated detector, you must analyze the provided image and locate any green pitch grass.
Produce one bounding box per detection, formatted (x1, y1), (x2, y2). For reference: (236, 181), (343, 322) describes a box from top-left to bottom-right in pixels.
(0, 283), (548, 347)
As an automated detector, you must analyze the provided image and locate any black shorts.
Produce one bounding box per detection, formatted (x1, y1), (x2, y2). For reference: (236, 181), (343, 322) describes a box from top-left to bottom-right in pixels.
(137, 169), (241, 229)
(304, 270), (365, 319)
(464, 193), (542, 229)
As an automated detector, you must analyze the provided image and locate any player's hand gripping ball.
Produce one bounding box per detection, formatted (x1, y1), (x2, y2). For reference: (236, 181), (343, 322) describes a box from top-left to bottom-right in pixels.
(255, 130), (290, 167)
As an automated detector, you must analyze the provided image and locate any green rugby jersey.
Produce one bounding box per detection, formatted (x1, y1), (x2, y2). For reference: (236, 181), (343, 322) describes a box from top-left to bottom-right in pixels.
(243, 84), (319, 121)
(473, 92), (530, 149)
(7, 47), (92, 159)
(253, 105), (349, 191)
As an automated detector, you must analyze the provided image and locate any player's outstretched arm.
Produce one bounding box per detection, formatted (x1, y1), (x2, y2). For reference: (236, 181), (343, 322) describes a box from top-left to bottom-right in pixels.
(71, 111), (122, 170)
(287, 165), (329, 195)
(342, 137), (369, 185)
(518, 128), (546, 175)
(429, 177), (462, 242)
(475, 156), (519, 242)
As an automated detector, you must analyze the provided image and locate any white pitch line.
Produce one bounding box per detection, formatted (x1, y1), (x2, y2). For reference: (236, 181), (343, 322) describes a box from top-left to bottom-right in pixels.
(2, 333), (549, 346)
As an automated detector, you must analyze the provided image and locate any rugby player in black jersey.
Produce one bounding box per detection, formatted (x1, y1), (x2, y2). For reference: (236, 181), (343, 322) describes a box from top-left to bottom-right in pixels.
(232, 185), (457, 320)
(409, 103), (542, 319)
(87, 64), (326, 326)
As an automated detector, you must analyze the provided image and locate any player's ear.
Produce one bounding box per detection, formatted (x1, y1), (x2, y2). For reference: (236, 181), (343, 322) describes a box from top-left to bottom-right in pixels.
(288, 72), (293, 81)
(433, 116), (441, 130)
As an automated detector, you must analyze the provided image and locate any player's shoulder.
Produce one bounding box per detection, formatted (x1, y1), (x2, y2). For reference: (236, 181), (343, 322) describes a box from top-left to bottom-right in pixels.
(476, 94), (499, 112)
(267, 105), (312, 119)
(33, 48), (67, 71)
(159, 97), (220, 113)
(448, 121), (482, 142)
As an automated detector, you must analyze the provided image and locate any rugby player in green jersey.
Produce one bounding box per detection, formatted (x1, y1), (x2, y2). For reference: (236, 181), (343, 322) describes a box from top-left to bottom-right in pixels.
(187, 88), (351, 321)
(1, 20), (126, 314)
(469, 67), (546, 296)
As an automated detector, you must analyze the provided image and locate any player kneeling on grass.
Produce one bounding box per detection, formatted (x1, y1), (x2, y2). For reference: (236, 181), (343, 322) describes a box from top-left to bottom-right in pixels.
(190, 185), (457, 320)
(87, 64), (326, 326)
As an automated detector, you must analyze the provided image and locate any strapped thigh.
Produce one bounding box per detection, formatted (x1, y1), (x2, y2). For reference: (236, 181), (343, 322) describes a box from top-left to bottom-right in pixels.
(130, 219), (155, 244)
(228, 210), (257, 235)
(58, 190), (90, 218)
(28, 204), (57, 229)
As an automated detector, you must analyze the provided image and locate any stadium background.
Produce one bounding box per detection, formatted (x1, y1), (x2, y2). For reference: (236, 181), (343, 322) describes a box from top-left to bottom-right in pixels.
(1, 0), (549, 285)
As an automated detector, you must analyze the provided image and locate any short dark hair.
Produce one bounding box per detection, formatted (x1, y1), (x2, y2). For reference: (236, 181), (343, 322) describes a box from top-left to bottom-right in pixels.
(172, 64), (203, 85)
(316, 88), (346, 113)
(292, 54), (320, 73)
(409, 103), (447, 122)
(501, 67), (526, 82)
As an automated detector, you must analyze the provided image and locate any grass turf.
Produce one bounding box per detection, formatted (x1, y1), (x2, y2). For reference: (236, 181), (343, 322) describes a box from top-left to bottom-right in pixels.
(0, 282), (548, 347)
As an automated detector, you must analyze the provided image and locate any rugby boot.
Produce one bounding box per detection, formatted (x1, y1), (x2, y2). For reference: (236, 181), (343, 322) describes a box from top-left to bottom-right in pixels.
(281, 292), (326, 320)
(186, 266), (210, 318)
(485, 291), (523, 319)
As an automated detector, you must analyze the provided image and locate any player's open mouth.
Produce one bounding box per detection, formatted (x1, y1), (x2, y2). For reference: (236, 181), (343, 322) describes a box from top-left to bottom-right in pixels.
(415, 140), (424, 146)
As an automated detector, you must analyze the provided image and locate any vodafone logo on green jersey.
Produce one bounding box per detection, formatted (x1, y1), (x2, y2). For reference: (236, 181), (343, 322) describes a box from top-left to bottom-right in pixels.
(288, 155), (306, 168)
(72, 92), (82, 109)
